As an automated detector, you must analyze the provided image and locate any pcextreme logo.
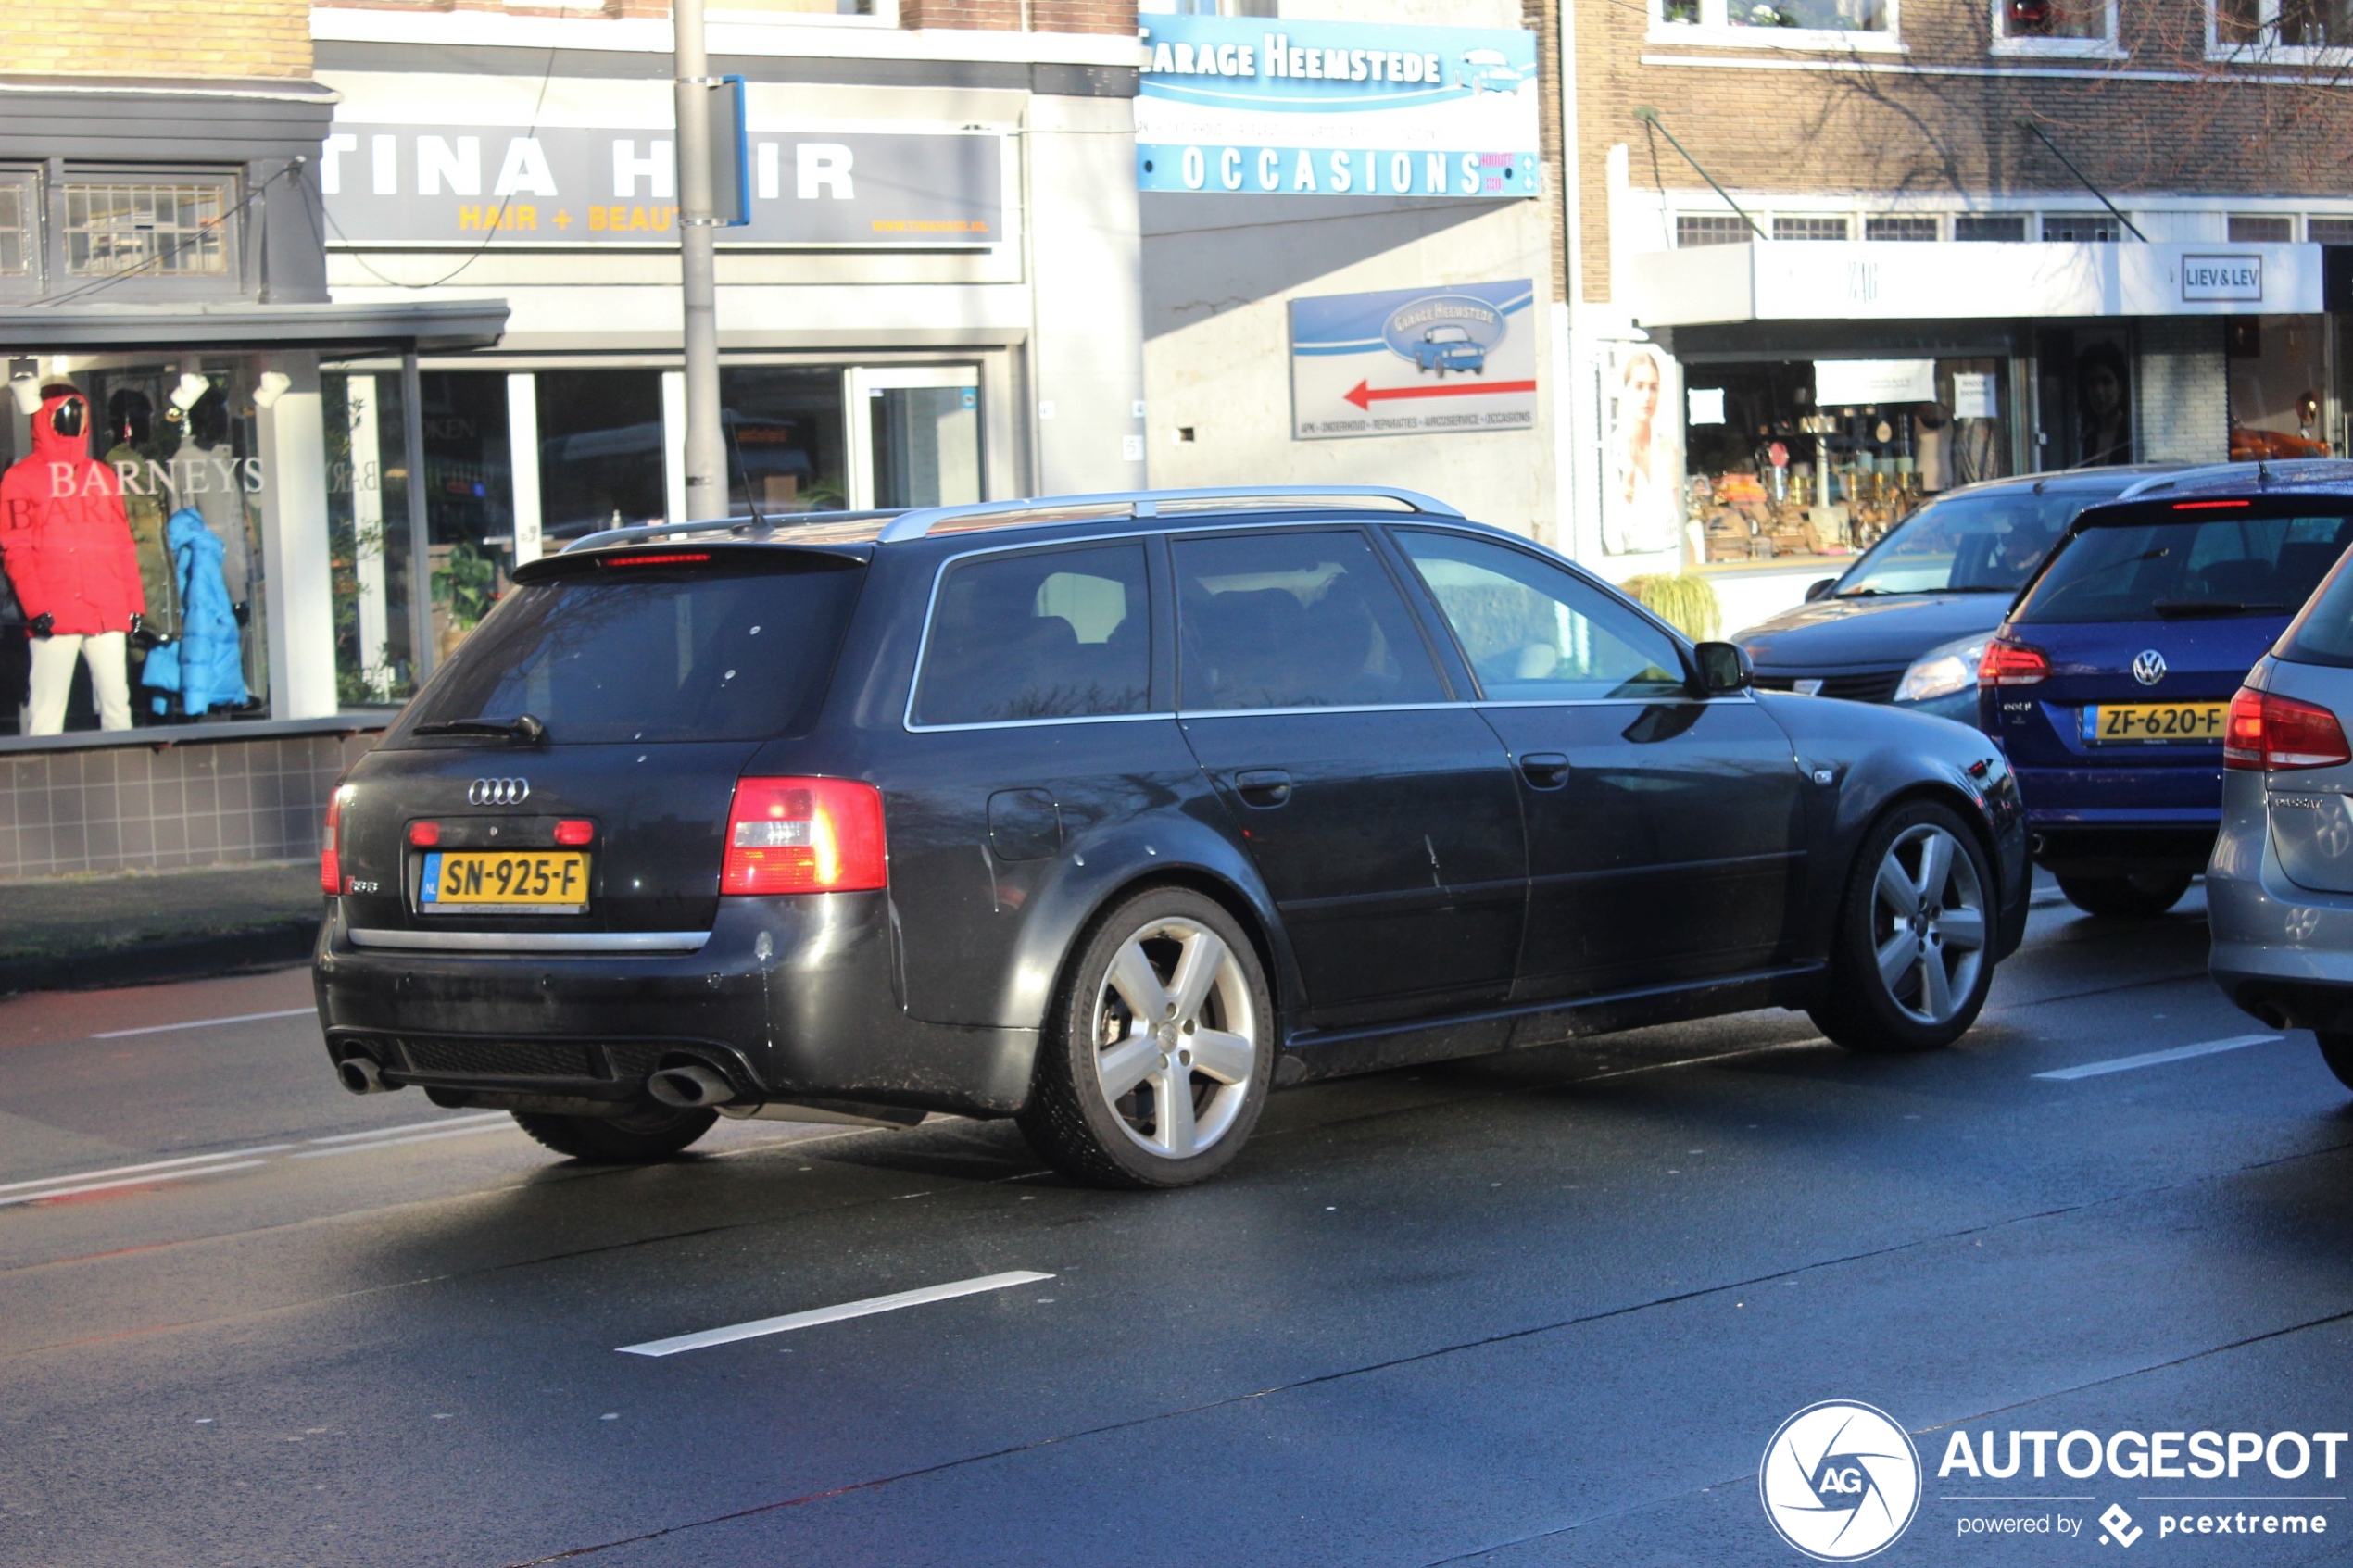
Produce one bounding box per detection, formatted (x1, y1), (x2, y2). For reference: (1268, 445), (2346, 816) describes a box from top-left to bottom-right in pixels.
(1760, 1400), (1923, 1561)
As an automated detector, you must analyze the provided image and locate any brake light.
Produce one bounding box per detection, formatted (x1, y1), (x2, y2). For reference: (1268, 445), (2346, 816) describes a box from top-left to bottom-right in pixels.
(554, 819), (595, 847)
(722, 778), (887, 894)
(321, 786), (352, 894)
(1978, 638), (2051, 686)
(408, 821), (441, 847)
(2173, 499), (2251, 510)
(2224, 686), (2352, 771)
(602, 552), (711, 568)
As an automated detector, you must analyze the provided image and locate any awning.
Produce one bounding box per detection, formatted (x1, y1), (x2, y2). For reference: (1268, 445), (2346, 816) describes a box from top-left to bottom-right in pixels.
(0, 297), (508, 352)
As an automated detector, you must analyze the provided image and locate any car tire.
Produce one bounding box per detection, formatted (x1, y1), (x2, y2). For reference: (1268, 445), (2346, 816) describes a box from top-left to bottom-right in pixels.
(2317, 1035), (2353, 1092)
(1017, 886), (1275, 1190)
(2055, 872), (2193, 919)
(1810, 799), (1998, 1054)
(511, 1105), (718, 1164)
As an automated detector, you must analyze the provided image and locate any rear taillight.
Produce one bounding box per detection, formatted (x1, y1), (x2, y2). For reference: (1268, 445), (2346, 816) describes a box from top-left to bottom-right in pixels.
(1978, 637), (2051, 686)
(2225, 686), (2352, 771)
(722, 778), (887, 895)
(321, 786), (352, 894)
(554, 819), (595, 847)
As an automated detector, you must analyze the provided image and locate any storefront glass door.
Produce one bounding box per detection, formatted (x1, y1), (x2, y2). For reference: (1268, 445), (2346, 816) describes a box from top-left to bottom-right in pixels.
(847, 366), (982, 510)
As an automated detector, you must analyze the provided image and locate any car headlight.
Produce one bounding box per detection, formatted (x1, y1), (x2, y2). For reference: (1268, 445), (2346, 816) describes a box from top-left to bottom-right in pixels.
(1894, 636), (1989, 705)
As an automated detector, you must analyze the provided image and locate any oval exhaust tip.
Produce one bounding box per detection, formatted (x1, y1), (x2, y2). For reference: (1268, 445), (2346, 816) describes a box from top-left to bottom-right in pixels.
(337, 1056), (390, 1095)
(648, 1064), (733, 1109)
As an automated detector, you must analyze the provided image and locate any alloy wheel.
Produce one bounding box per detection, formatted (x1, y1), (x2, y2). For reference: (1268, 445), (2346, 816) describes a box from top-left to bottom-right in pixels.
(1869, 823), (1988, 1026)
(1089, 917), (1258, 1159)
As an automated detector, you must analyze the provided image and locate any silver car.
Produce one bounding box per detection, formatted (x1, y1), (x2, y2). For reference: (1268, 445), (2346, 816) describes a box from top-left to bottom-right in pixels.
(2209, 544), (2353, 1091)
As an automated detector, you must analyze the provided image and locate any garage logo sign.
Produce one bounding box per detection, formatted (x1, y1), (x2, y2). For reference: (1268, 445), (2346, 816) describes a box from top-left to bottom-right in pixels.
(1760, 1400), (1922, 1561)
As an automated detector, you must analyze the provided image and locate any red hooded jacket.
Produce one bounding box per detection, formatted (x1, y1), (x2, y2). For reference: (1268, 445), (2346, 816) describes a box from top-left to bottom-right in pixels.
(1, 386), (145, 635)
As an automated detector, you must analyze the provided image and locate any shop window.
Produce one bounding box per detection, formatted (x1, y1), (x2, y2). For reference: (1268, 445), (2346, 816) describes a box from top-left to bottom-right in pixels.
(2034, 327), (2133, 469)
(1651, 0), (1897, 44)
(62, 177), (233, 278)
(1864, 215), (1941, 241)
(416, 373), (515, 663)
(1677, 214), (1753, 248)
(0, 170), (35, 282)
(2228, 316), (2333, 461)
(861, 374), (983, 510)
(2310, 217), (2353, 243)
(1955, 214), (2028, 241)
(324, 370), (419, 706)
(2042, 212), (2120, 242)
(535, 370), (666, 546)
(2229, 214), (2295, 241)
(721, 367), (848, 514)
(1993, 0), (2117, 51)
(1774, 215), (1851, 241)
(2214, 0), (2353, 52)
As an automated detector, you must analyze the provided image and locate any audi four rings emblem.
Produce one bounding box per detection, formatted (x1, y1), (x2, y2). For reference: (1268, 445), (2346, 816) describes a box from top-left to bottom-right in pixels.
(469, 778), (531, 807)
(2133, 649), (2167, 686)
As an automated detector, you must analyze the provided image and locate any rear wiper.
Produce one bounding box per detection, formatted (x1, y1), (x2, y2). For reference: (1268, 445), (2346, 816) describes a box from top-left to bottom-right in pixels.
(2149, 600), (2284, 619)
(412, 713), (547, 743)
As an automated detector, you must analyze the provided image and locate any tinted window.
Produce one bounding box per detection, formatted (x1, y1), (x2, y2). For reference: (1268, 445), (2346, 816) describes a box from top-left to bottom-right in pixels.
(2016, 507), (2353, 625)
(1837, 486), (2115, 596)
(1397, 530), (1688, 701)
(913, 542), (1151, 725)
(1175, 530), (1444, 710)
(2277, 546), (2353, 667)
(403, 555), (862, 745)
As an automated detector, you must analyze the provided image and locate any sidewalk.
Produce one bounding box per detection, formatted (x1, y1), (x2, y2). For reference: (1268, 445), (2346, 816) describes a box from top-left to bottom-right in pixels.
(0, 861), (321, 993)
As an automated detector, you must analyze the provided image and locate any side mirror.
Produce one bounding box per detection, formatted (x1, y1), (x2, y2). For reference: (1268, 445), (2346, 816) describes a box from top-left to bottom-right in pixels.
(1804, 577), (1838, 603)
(1692, 641), (1753, 696)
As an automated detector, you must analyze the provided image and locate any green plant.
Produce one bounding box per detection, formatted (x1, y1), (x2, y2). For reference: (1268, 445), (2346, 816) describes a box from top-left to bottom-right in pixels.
(1620, 573), (1723, 643)
(434, 541), (498, 632)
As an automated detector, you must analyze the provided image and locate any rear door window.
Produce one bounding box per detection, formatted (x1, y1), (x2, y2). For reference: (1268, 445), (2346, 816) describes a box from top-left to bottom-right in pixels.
(401, 552), (862, 745)
(912, 541), (1151, 725)
(1174, 529), (1446, 710)
(1394, 529), (1689, 701)
(2015, 506), (2353, 624)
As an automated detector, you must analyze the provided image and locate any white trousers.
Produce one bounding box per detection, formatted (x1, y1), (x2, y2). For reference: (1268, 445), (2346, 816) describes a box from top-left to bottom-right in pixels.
(24, 632), (131, 735)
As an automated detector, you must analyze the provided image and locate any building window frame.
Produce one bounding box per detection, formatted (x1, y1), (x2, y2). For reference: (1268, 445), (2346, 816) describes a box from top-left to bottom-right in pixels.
(1989, 0), (2123, 56)
(0, 166), (40, 298)
(55, 166), (243, 295)
(1650, 0), (1906, 54)
(2207, 0), (2353, 62)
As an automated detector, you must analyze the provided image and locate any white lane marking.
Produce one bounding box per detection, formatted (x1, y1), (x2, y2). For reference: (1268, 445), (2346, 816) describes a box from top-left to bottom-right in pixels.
(617, 1270), (1056, 1358)
(89, 1007), (316, 1039)
(303, 1113), (508, 1146)
(0, 1145), (296, 1199)
(0, 1161), (271, 1210)
(291, 1123), (516, 1159)
(2034, 1034), (2284, 1082)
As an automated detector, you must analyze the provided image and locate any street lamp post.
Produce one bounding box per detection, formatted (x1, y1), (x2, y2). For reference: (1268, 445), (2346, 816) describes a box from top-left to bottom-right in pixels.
(673, 0), (728, 522)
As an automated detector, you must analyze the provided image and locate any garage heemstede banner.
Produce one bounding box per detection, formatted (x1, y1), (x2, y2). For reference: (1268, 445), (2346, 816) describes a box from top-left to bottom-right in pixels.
(1289, 280), (1537, 441)
(1137, 16), (1540, 199)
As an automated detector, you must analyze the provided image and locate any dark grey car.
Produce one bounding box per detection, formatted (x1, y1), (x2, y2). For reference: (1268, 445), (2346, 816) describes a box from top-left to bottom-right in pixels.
(314, 487), (2031, 1188)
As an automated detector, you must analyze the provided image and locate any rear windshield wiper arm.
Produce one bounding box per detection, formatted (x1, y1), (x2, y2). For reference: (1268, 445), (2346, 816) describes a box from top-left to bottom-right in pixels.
(412, 713), (548, 743)
(2149, 599), (2284, 619)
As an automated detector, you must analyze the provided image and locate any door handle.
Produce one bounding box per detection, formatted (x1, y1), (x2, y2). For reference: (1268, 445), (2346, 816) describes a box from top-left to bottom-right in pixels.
(1233, 769), (1292, 808)
(1517, 752), (1571, 790)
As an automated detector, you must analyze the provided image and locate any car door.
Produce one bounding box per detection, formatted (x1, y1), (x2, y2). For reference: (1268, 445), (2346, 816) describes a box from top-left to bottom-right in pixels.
(1390, 527), (1810, 1000)
(1172, 526), (1527, 1030)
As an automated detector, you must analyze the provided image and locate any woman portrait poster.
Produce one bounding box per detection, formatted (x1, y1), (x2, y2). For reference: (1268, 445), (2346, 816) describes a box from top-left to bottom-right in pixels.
(1604, 346), (1681, 555)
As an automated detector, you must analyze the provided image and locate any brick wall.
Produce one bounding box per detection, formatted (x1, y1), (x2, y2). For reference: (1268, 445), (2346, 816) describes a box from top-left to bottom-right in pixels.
(1028, 0), (1134, 34)
(2136, 319), (2230, 465)
(0, 0), (310, 79)
(901, 0), (1022, 26)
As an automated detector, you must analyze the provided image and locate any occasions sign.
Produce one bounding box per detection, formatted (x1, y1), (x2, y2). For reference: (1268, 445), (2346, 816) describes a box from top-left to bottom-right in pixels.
(1289, 280), (1537, 440)
(1136, 15), (1540, 199)
(320, 124), (1002, 246)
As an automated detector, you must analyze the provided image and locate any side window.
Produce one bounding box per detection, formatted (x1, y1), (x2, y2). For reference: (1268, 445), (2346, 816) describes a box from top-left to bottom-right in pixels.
(912, 542), (1151, 725)
(1174, 530), (1446, 711)
(1394, 529), (1690, 702)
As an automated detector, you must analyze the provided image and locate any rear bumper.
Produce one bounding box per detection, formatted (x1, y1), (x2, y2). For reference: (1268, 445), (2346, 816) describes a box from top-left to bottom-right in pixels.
(2029, 822), (2220, 876)
(310, 893), (1038, 1118)
(2209, 783), (2353, 1034)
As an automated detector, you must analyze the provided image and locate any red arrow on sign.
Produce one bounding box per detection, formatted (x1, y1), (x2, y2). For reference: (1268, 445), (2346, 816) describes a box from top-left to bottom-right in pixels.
(1344, 378), (1538, 410)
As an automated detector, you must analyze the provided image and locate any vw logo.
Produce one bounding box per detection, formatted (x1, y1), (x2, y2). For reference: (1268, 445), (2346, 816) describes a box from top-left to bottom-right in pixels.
(2133, 649), (2167, 686)
(468, 777), (531, 807)
(1759, 1400), (1920, 1561)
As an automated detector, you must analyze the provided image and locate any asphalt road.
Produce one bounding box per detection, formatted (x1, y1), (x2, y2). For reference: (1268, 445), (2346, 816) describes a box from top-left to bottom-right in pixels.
(3, 885), (2350, 1567)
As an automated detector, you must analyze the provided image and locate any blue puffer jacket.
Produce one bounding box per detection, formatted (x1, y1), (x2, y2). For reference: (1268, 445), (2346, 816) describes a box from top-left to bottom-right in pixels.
(140, 507), (248, 717)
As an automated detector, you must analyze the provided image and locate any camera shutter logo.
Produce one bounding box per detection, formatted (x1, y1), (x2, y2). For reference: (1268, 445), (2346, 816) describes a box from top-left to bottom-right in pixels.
(469, 777), (531, 807)
(1758, 1400), (1921, 1561)
(2133, 649), (2167, 687)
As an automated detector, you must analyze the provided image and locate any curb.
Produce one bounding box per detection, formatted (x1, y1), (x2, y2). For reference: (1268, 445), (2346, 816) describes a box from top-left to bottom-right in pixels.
(0, 919), (318, 995)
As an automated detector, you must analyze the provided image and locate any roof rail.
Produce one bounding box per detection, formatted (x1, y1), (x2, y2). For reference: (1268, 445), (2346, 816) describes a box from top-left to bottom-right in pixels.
(561, 510), (905, 554)
(873, 484), (1465, 544)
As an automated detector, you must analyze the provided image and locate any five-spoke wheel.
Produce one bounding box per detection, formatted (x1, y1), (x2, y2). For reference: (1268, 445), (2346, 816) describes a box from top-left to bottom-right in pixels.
(1813, 801), (1998, 1053)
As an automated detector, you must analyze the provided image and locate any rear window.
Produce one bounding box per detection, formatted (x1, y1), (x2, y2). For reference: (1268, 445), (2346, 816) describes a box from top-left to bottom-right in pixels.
(2012, 503), (2353, 626)
(401, 554), (862, 745)
(2281, 550), (2353, 667)
(1837, 486), (2109, 596)
(912, 542), (1151, 726)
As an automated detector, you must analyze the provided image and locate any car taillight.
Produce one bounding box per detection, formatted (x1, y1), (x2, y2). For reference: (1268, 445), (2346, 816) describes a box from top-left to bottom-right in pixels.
(1978, 638), (2051, 686)
(321, 786), (352, 894)
(722, 778), (887, 895)
(554, 819), (595, 847)
(2224, 686), (2352, 771)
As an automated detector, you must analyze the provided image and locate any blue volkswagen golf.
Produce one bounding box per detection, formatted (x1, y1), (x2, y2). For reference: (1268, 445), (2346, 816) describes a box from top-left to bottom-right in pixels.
(1980, 462), (2353, 916)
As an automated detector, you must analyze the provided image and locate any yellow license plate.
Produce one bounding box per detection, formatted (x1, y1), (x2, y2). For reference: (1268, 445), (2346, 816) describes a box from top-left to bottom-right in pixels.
(2088, 702), (2229, 743)
(419, 850), (589, 912)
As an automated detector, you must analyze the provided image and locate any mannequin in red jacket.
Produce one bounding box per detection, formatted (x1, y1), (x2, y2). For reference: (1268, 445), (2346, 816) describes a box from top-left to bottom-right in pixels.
(1, 384), (145, 734)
